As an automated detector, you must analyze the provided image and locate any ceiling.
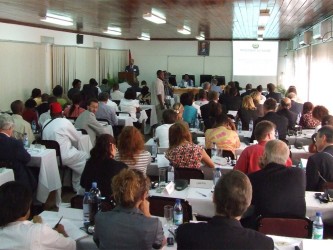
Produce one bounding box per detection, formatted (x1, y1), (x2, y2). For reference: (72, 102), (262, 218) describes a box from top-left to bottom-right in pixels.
(0, 0), (333, 41)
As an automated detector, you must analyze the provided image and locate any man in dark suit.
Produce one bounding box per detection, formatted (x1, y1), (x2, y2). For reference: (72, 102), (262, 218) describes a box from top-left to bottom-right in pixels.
(219, 87), (242, 112)
(0, 114), (36, 192)
(306, 126), (333, 191)
(248, 140), (306, 221)
(240, 83), (253, 98)
(266, 83), (282, 103)
(287, 92), (303, 116)
(125, 59), (140, 77)
(251, 98), (288, 141)
(176, 171), (273, 250)
(277, 97), (298, 129)
(200, 91), (222, 129)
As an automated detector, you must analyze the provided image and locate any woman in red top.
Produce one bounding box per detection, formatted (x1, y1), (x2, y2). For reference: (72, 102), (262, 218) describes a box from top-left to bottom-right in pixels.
(22, 98), (39, 130)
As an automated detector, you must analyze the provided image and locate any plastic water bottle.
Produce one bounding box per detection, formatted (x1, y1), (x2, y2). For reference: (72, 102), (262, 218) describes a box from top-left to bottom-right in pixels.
(173, 199), (183, 226)
(211, 142), (217, 157)
(31, 120), (36, 133)
(83, 192), (90, 226)
(237, 120), (242, 133)
(152, 138), (157, 159)
(213, 167), (222, 185)
(312, 211), (324, 240)
(249, 119), (253, 132)
(23, 133), (29, 149)
(89, 182), (101, 225)
(297, 113), (301, 125)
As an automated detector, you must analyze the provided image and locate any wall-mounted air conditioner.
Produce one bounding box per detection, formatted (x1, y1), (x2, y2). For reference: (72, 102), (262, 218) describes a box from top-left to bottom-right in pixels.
(299, 31), (312, 46)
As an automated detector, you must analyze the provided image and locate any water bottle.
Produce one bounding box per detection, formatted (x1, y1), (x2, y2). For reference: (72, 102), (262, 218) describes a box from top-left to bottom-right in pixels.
(237, 120), (242, 133)
(152, 138), (157, 160)
(249, 119), (253, 132)
(89, 182), (101, 225)
(312, 211), (324, 240)
(275, 129), (279, 139)
(297, 113), (301, 125)
(31, 120), (36, 133)
(213, 167), (222, 185)
(23, 133), (29, 149)
(195, 117), (200, 130)
(83, 192), (90, 226)
(173, 199), (183, 226)
(211, 142), (217, 157)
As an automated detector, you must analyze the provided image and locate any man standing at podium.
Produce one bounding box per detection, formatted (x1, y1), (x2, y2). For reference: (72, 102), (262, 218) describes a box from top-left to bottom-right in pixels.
(125, 59), (140, 77)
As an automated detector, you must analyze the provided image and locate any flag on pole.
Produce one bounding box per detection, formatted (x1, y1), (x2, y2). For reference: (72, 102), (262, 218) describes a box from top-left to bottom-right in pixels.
(129, 49), (132, 63)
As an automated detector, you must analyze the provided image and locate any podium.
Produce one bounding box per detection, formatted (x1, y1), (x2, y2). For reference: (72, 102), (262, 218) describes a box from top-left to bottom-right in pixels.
(118, 72), (135, 84)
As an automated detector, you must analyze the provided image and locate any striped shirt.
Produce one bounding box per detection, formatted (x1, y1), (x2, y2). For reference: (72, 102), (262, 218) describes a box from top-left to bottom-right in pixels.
(115, 150), (151, 175)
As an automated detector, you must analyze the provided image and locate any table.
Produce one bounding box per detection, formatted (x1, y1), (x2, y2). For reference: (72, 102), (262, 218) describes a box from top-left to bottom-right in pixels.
(140, 104), (158, 127)
(173, 87), (201, 96)
(286, 129), (314, 146)
(0, 168), (14, 186)
(27, 148), (62, 206)
(117, 115), (134, 126)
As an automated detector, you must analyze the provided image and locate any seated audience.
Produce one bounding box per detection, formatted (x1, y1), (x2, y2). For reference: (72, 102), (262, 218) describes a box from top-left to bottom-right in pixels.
(0, 181), (75, 250)
(10, 100), (35, 144)
(240, 83), (253, 98)
(110, 83), (124, 101)
(248, 140), (305, 220)
(22, 98), (39, 130)
(95, 92), (118, 126)
(299, 102), (320, 129)
(36, 93), (50, 116)
(250, 90), (264, 117)
(99, 78), (110, 93)
(119, 88), (141, 121)
(219, 87), (242, 112)
(306, 126), (333, 191)
(322, 115), (333, 126)
(128, 81), (142, 93)
(180, 92), (197, 126)
(210, 78), (222, 94)
(180, 74), (193, 87)
(80, 134), (127, 198)
(67, 79), (81, 101)
(285, 86), (302, 103)
(235, 121), (292, 175)
(155, 109), (177, 147)
(276, 97), (298, 130)
(52, 85), (70, 109)
(42, 102), (88, 191)
(256, 85), (266, 104)
(0, 114), (36, 192)
(115, 127), (151, 175)
(75, 98), (110, 145)
(312, 105), (329, 131)
(80, 79), (98, 108)
(251, 98), (288, 141)
(205, 113), (240, 155)
(63, 93), (85, 118)
(237, 95), (258, 130)
(94, 169), (165, 249)
(172, 103), (184, 121)
(166, 122), (214, 169)
(38, 96), (56, 127)
(287, 92), (303, 116)
(138, 86), (151, 105)
(266, 83), (282, 103)
(176, 171), (273, 250)
(194, 89), (209, 106)
(202, 81), (211, 93)
(200, 91), (222, 129)
(31, 88), (42, 106)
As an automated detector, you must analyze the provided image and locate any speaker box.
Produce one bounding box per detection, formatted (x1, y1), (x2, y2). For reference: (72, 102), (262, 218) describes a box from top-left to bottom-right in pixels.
(76, 34), (83, 44)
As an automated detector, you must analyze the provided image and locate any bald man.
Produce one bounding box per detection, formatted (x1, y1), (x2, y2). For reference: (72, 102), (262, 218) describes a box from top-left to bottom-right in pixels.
(276, 97), (298, 129)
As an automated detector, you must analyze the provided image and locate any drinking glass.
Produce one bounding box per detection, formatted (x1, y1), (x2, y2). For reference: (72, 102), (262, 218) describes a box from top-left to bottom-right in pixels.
(164, 205), (174, 227)
(157, 168), (167, 193)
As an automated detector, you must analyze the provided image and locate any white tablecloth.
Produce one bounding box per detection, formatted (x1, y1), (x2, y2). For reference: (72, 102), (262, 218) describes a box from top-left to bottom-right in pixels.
(117, 115), (134, 126)
(73, 134), (93, 155)
(0, 168), (14, 186)
(28, 149), (62, 206)
(140, 105), (158, 126)
(287, 129), (314, 146)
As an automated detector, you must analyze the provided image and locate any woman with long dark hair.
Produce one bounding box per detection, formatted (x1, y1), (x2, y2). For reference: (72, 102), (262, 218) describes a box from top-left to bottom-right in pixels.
(63, 93), (85, 118)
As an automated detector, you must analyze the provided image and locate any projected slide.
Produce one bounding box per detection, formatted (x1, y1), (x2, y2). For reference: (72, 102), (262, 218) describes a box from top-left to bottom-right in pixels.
(233, 41), (279, 76)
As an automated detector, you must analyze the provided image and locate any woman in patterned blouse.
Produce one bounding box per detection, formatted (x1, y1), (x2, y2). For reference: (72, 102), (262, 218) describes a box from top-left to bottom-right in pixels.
(299, 102), (320, 129)
(165, 121), (214, 169)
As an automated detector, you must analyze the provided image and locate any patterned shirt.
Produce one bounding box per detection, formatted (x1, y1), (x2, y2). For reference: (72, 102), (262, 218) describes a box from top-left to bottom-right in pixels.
(166, 143), (203, 169)
(300, 112), (320, 129)
(205, 126), (240, 154)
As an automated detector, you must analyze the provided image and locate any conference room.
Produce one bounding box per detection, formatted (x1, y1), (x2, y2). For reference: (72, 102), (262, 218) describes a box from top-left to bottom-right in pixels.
(1, 0), (333, 249)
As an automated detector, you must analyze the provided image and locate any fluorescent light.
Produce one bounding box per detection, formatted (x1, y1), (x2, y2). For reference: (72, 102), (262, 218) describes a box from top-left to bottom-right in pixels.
(196, 32), (205, 40)
(103, 27), (122, 36)
(137, 32), (150, 40)
(177, 26), (191, 35)
(257, 27), (265, 35)
(143, 12), (166, 24)
(41, 13), (73, 26)
(258, 10), (270, 26)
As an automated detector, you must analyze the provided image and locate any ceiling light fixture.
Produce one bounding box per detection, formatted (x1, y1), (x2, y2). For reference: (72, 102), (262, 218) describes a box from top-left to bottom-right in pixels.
(103, 27), (122, 36)
(137, 32), (150, 40)
(177, 26), (191, 35)
(258, 9), (270, 26)
(195, 32), (205, 40)
(41, 13), (73, 26)
(143, 12), (166, 24)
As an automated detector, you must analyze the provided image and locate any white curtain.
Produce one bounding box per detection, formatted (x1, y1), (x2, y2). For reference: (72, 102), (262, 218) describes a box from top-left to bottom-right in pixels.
(0, 42), (46, 110)
(52, 46), (65, 90)
(76, 47), (98, 84)
(99, 49), (127, 80)
(293, 47), (310, 102)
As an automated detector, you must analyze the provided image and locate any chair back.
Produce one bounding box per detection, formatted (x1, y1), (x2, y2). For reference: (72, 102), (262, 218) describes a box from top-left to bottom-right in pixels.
(174, 168), (204, 182)
(96, 118), (111, 125)
(257, 216), (312, 238)
(149, 196), (192, 223)
(113, 100), (120, 106)
(34, 140), (63, 166)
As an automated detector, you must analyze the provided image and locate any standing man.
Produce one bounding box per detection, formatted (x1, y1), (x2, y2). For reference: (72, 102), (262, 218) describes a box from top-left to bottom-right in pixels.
(151, 70), (165, 122)
(125, 59), (140, 77)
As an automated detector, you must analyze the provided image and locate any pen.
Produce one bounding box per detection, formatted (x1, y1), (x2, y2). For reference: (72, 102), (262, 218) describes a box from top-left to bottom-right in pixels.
(53, 216), (63, 229)
(196, 191), (207, 197)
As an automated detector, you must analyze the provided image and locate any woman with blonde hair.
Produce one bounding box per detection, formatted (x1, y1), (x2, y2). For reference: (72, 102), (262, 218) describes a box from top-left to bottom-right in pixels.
(94, 169), (165, 249)
(172, 102), (184, 121)
(250, 90), (264, 117)
(115, 127), (151, 175)
(166, 121), (214, 169)
(237, 95), (258, 130)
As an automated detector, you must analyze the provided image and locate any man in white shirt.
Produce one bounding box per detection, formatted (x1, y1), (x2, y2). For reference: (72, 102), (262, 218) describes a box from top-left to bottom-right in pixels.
(110, 83), (125, 101)
(151, 70), (165, 122)
(155, 109), (177, 147)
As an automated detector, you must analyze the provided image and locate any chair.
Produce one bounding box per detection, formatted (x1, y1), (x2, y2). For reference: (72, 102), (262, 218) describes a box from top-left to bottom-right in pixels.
(149, 196), (193, 223)
(257, 216), (312, 238)
(174, 168), (204, 182)
(33, 139), (71, 186)
(200, 75), (212, 86)
(96, 118), (111, 125)
(113, 100), (120, 106)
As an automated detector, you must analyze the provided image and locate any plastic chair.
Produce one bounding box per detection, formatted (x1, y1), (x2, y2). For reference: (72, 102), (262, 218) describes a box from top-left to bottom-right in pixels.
(257, 216), (312, 238)
(96, 118), (111, 125)
(148, 196), (193, 223)
(174, 168), (204, 182)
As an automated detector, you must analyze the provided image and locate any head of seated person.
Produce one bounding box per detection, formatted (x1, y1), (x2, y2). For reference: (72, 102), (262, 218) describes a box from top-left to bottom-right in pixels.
(267, 83), (276, 93)
(242, 96), (256, 111)
(98, 92), (109, 103)
(124, 88), (137, 100)
(31, 88), (41, 99)
(49, 102), (63, 119)
(24, 98), (37, 111)
(169, 121), (192, 149)
(162, 109), (177, 125)
(172, 103), (184, 121)
(11, 100), (24, 115)
(259, 139), (289, 168)
(279, 97), (292, 110)
(263, 98), (277, 113)
(254, 120), (276, 143)
(312, 105), (329, 123)
(180, 93), (191, 106)
(141, 86), (150, 96)
(322, 115), (333, 126)
(52, 85), (64, 98)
